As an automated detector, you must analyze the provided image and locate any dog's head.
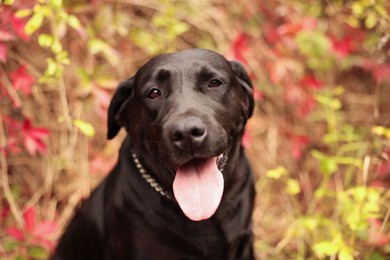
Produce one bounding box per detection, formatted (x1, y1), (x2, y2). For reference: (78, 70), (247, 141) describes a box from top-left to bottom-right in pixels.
(107, 49), (254, 221)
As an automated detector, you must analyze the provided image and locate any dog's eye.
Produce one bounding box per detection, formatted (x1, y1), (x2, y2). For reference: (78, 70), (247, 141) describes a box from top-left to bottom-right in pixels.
(208, 79), (223, 88)
(146, 88), (161, 99)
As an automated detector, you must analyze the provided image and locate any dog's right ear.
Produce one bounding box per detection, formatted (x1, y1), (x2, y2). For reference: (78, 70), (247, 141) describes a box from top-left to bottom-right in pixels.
(107, 77), (134, 140)
(230, 60), (254, 118)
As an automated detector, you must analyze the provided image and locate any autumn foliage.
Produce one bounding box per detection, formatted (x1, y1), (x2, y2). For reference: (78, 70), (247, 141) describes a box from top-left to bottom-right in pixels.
(1, 0), (390, 259)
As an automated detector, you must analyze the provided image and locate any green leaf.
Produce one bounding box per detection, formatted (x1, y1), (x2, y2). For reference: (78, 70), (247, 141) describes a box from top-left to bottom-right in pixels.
(312, 150), (338, 175)
(266, 166), (287, 179)
(51, 40), (63, 54)
(169, 22), (189, 36)
(352, 2), (364, 16)
(314, 186), (331, 199)
(4, 240), (19, 250)
(374, 5), (387, 17)
(300, 217), (319, 231)
(88, 39), (119, 65)
(367, 188), (380, 203)
(295, 30), (331, 59)
(27, 246), (48, 259)
(56, 50), (70, 65)
(46, 58), (58, 76)
(365, 12), (378, 29)
(49, 0), (63, 8)
(3, 0), (15, 5)
(321, 158), (338, 176)
(313, 241), (339, 258)
(314, 94), (341, 110)
(25, 13), (45, 35)
(38, 34), (54, 47)
(372, 126), (390, 139)
(286, 178), (301, 195)
(369, 252), (387, 260)
(15, 9), (33, 18)
(347, 16), (360, 28)
(333, 156), (362, 168)
(73, 120), (96, 137)
(350, 186), (367, 202)
(345, 208), (367, 231)
(67, 15), (81, 29)
(130, 30), (161, 55)
(339, 247), (354, 260)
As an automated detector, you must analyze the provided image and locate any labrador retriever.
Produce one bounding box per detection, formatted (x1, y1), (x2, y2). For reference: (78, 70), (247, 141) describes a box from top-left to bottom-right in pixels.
(52, 48), (255, 260)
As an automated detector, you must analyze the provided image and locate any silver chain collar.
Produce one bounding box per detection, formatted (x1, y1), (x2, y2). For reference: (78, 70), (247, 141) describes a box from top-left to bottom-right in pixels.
(131, 152), (175, 201)
(131, 151), (228, 202)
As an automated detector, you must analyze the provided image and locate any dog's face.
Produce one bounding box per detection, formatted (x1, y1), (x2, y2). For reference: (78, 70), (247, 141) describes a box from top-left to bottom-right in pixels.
(107, 49), (253, 221)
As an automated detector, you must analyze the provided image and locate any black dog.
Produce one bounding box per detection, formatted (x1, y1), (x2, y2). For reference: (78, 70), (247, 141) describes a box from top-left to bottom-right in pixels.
(52, 49), (255, 259)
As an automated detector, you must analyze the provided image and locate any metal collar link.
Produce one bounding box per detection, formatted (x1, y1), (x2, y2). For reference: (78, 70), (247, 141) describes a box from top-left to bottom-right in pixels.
(131, 152), (175, 201)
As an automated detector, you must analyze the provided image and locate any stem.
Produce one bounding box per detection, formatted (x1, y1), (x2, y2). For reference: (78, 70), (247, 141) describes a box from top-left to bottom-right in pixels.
(0, 113), (24, 229)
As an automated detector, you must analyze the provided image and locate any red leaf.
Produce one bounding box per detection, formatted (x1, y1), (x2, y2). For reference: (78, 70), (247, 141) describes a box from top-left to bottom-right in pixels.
(276, 23), (302, 36)
(24, 136), (46, 155)
(3, 136), (21, 156)
(23, 207), (36, 232)
(6, 227), (24, 241)
(0, 29), (16, 41)
(264, 24), (280, 43)
(231, 33), (250, 64)
(3, 115), (21, 136)
(363, 60), (390, 82)
(94, 88), (111, 109)
(253, 89), (263, 102)
(242, 128), (251, 149)
(11, 0), (36, 9)
(276, 17), (317, 37)
(10, 65), (35, 95)
(22, 119), (50, 155)
(300, 75), (323, 89)
(22, 119), (50, 138)
(90, 156), (116, 175)
(372, 64), (390, 82)
(34, 238), (55, 250)
(29, 127), (50, 140)
(299, 95), (316, 118)
(269, 59), (297, 84)
(367, 219), (389, 246)
(11, 14), (29, 41)
(33, 221), (58, 237)
(0, 42), (7, 63)
(0, 205), (10, 222)
(330, 35), (355, 58)
(301, 17), (317, 30)
(290, 135), (309, 160)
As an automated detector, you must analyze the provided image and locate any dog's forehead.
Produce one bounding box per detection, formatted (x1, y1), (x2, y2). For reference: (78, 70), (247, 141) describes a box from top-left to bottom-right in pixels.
(141, 49), (230, 73)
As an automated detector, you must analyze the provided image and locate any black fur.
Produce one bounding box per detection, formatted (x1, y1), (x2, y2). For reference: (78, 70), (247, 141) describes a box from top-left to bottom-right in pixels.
(52, 49), (255, 260)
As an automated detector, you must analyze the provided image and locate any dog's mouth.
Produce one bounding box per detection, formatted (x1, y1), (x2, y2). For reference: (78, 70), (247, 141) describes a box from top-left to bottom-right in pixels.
(172, 152), (228, 222)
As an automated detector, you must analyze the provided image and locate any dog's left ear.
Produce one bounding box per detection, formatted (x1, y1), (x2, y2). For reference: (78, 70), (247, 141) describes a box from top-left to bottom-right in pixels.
(230, 61), (254, 118)
(107, 77), (134, 140)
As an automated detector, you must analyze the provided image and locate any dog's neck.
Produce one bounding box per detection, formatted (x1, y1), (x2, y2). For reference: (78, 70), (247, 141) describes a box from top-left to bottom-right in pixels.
(130, 151), (175, 201)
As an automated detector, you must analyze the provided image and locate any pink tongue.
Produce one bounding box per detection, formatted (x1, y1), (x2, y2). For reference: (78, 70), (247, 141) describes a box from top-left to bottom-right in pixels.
(173, 158), (224, 221)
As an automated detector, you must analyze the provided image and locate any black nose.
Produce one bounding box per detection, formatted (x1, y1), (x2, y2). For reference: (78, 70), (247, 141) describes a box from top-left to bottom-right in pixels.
(169, 117), (207, 150)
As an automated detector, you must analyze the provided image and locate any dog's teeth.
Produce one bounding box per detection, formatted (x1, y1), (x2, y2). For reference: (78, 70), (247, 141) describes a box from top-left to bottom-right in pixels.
(216, 152), (228, 172)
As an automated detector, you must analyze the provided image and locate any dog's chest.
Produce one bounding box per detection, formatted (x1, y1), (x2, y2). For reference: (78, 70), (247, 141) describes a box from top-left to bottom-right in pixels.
(107, 202), (232, 259)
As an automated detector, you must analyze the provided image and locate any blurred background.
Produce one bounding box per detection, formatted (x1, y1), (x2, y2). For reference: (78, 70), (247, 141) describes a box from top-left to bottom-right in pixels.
(1, 0), (389, 259)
